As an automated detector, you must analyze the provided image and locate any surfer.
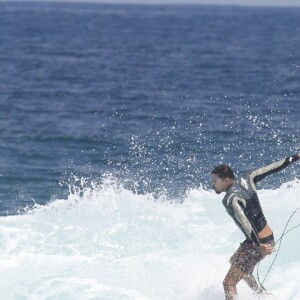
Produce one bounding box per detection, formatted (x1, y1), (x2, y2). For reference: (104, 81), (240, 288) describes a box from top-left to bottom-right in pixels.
(211, 153), (300, 300)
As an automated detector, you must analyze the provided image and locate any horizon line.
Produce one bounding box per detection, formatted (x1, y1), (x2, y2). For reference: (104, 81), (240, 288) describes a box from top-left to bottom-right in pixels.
(1, 0), (300, 8)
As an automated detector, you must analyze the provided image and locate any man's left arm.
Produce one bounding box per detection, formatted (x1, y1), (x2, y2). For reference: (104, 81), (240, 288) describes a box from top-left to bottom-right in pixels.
(232, 196), (261, 246)
(232, 197), (275, 256)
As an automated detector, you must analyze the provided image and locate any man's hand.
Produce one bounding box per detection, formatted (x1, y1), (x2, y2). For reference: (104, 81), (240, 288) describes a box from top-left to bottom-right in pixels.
(258, 244), (276, 258)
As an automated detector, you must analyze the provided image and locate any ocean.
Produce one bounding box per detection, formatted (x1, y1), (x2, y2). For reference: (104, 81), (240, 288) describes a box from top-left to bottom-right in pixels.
(0, 2), (300, 299)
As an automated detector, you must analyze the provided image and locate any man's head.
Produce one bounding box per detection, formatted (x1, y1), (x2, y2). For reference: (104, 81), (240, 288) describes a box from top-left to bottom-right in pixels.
(211, 165), (235, 194)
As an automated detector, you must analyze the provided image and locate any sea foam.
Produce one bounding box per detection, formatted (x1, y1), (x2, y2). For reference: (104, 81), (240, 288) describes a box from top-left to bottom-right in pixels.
(0, 176), (299, 299)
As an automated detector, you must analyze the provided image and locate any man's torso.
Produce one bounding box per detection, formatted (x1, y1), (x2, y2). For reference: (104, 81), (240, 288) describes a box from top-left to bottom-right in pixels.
(222, 172), (267, 239)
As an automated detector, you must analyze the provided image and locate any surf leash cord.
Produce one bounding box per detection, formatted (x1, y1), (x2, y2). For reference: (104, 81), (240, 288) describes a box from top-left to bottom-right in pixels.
(256, 207), (300, 290)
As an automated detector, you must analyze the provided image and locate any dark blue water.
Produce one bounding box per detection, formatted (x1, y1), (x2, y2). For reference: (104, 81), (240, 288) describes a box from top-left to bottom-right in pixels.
(0, 2), (300, 215)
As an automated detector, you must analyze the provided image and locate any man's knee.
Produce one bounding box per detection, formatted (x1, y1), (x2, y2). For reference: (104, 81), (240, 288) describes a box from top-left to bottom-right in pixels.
(223, 268), (244, 287)
(223, 275), (236, 289)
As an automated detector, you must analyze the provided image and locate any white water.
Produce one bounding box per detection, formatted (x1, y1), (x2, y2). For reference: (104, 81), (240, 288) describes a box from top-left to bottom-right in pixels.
(0, 177), (300, 300)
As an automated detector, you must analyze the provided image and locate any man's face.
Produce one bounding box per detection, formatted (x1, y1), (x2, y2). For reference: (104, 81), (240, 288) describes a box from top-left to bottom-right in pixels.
(211, 174), (230, 194)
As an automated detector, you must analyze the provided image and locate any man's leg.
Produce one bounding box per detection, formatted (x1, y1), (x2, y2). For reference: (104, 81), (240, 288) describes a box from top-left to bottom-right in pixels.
(224, 267), (264, 299)
(223, 266), (245, 300)
(243, 273), (264, 294)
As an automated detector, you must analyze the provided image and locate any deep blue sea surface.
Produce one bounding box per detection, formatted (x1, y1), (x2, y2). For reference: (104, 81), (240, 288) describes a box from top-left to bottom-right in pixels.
(0, 2), (300, 215)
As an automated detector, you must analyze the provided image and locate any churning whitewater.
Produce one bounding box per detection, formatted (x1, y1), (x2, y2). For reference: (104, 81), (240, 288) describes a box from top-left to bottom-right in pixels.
(0, 176), (299, 300)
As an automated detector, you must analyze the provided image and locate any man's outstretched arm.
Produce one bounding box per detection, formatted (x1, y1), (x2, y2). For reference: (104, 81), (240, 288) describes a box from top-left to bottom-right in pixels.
(249, 153), (300, 186)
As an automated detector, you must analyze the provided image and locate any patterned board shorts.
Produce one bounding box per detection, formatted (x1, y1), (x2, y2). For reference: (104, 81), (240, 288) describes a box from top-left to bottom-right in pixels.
(230, 235), (275, 274)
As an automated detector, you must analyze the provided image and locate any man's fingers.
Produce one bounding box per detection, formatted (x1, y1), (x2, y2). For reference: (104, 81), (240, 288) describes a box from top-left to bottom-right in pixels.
(260, 244), (276, 254)
(266, 246), (276, 253)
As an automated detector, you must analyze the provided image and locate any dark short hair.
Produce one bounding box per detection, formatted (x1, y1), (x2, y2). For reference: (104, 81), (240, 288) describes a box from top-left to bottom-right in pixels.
(211, 164), (235, 180)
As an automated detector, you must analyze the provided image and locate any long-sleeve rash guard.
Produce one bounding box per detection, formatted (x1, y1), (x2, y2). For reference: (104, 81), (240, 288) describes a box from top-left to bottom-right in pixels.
(222, 154), (299, 246)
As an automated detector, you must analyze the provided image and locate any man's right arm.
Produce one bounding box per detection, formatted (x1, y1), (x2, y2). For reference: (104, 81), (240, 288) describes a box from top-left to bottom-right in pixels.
(249, 153), (300, 186)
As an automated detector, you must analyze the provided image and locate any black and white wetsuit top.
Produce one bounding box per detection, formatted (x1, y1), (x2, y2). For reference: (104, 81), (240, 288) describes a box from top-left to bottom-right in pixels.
(222, 155), (299, 246)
